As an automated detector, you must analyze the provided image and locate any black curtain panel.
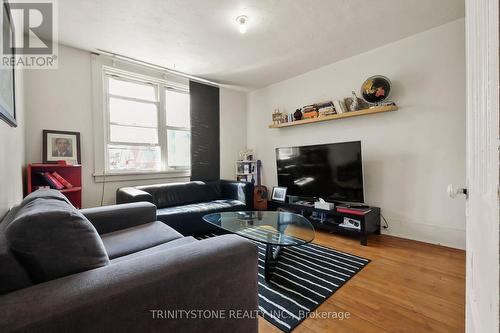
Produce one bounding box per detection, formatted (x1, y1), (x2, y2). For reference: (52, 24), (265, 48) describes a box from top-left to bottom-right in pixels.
(189, 81), (220, 181)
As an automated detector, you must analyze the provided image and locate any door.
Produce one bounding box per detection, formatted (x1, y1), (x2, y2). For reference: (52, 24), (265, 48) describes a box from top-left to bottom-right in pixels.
(465, 0), (499, 332)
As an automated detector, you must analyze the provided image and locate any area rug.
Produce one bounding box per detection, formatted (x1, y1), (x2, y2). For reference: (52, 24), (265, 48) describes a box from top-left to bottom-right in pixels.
(196, 233), (370, 332)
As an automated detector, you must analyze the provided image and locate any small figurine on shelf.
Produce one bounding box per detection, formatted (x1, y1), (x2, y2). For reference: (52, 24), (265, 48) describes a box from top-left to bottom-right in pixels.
(294, 108), (302, 120)
(344, 91), (369, 112)
(239, 149), (254, 161)
(281, 112), (288, 123)
(349, 91), (360, 111)
(272, 109), (283, 125)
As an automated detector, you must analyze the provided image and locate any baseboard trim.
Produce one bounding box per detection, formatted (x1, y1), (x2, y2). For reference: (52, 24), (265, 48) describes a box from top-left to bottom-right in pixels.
(381, 218), (465, 250)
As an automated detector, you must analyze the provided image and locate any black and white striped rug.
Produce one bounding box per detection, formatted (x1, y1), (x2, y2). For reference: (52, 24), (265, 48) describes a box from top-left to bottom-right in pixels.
(197, 233), (369, 332)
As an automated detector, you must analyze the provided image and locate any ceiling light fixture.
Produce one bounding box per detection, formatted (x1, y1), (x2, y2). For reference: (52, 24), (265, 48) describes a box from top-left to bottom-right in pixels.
(236, 15), (248, 34)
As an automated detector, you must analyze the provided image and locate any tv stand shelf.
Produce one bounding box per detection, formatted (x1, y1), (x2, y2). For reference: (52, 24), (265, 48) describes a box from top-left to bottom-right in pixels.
(268, 201), (381, 246)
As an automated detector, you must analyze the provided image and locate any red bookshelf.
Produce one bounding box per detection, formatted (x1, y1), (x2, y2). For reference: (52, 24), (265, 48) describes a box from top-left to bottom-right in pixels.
(27, 164), (82, 208)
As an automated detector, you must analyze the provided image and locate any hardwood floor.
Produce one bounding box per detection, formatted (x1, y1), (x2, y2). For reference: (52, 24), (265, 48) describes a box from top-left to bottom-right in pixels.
(258, 231), (465, 333)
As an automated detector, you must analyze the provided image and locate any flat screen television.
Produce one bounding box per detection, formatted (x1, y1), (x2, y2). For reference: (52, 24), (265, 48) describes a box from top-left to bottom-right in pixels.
(275, 141), (364, 203)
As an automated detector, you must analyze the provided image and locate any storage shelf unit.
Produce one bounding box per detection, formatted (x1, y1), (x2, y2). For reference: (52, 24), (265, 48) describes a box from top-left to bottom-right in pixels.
(235, 160), (257, 183)
(27, 164), (82, 208)
(268, 105), (398, 128)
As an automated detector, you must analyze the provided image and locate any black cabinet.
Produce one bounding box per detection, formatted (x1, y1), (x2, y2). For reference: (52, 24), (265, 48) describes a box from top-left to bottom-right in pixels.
(268, 201), (381, 246)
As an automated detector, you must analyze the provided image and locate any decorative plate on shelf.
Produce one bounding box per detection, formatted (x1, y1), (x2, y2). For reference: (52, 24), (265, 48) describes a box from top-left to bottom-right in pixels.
(361, 75), (391, 104)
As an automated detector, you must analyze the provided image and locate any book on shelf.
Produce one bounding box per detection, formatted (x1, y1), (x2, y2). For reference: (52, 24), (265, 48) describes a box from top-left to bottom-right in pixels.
(303, 110), (319, 119)
(51, 171), (73, 188)
(39, 172), (64, 190)
(318, 106), (336, 116)
(237, 174), (254, 183)
(315, 101), (333, 108)
(332, 100), (344, 114)
(315, 101), (336, 115)
(302, 104), (317, 112)
(339, 100), (348, 113)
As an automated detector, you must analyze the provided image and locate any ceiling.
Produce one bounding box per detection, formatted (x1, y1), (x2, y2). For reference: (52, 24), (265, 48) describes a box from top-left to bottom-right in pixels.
(58, 0), (464, 89)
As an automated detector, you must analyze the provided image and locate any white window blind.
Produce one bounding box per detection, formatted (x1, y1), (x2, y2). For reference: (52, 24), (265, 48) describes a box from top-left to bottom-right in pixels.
(105, 74), (190, 172)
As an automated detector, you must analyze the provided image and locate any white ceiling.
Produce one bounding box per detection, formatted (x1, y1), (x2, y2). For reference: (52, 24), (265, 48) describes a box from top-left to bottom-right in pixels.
(58, 0), (464, 89)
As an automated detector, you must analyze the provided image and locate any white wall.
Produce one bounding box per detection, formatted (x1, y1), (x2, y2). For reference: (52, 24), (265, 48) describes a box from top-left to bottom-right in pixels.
(0, 70), (25, 218)
(220, 88), (247, 179)
(25, 46), (100, 207)
(23, 20), (466, 248)
(247, 19), (466, 249)
(24, 45), (246, 208)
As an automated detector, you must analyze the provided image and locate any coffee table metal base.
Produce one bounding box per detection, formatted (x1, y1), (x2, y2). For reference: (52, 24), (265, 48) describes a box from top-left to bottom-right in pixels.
(202, 211), (315, 282)
(264, 244), (282, 282)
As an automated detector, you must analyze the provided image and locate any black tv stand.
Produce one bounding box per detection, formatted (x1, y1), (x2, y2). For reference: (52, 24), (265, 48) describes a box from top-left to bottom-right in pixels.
(268, 200), (381, 246)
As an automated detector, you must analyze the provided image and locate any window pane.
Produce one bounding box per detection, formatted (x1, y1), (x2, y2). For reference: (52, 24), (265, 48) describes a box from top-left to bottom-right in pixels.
(109, 97), (157, 127)
(166, 89), (190, 127)
(108, 145), (161, 171)
(110, 124), (158, 144)
(167, 130), (190, 167)
(109, 77), (156, 101)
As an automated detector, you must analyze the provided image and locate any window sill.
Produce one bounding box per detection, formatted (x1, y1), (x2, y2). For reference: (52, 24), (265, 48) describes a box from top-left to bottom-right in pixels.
(93, 170), (190, 183)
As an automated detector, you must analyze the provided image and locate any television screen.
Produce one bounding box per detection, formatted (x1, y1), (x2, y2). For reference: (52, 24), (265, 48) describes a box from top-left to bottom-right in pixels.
(275, 141), (364, 203)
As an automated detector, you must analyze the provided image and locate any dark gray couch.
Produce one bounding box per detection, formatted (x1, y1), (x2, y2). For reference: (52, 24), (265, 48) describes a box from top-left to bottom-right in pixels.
(116, 180), (254, 235)
(0, 190), (258, 333)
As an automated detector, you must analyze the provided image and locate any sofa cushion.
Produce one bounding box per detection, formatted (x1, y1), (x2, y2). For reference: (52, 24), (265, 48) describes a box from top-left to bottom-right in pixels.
(137, 181), (220, 208)
(110, 236), (198, 263)
(6, 197), (109, 283)
(101, 221), (183, 259)
(157, 199), (245, 216)
(81, 202), (157, 235)
(156, 199), (246, 235)
(0, 189), (67, 293)
(0, 205), (33, 294)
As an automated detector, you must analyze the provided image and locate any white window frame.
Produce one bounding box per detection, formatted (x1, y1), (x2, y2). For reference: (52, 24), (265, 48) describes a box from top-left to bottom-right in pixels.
(102, 67), (190, 174)
(164, 87), (191, 169)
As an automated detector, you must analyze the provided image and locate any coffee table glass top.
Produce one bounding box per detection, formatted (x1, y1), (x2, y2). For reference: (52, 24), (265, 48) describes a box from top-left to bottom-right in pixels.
(202, 211), (315, 246)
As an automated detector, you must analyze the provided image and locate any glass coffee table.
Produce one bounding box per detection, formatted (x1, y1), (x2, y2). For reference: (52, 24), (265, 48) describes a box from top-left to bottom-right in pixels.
(203, 211), (315, 282)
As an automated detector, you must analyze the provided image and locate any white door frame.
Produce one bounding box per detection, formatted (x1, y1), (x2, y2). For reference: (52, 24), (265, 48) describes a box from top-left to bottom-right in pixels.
(465, 0), (499, 332)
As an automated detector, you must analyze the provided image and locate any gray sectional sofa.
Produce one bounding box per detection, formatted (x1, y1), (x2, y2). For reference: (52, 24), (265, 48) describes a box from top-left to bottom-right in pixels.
(0, 189), (258, 333)
(116, 180), (254, 235)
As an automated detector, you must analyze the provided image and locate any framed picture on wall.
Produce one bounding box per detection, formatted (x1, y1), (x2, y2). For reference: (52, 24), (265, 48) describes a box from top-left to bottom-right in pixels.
(43, 130), (81, 164)
(0, 1), (17, 127)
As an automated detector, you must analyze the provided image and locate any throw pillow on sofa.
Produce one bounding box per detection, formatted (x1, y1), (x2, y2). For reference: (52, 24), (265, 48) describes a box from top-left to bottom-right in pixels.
(6, 195), (109, 283)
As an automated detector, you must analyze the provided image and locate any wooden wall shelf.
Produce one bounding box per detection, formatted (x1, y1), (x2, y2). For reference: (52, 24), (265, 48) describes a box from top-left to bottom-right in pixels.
(268, 105), (398, 128)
